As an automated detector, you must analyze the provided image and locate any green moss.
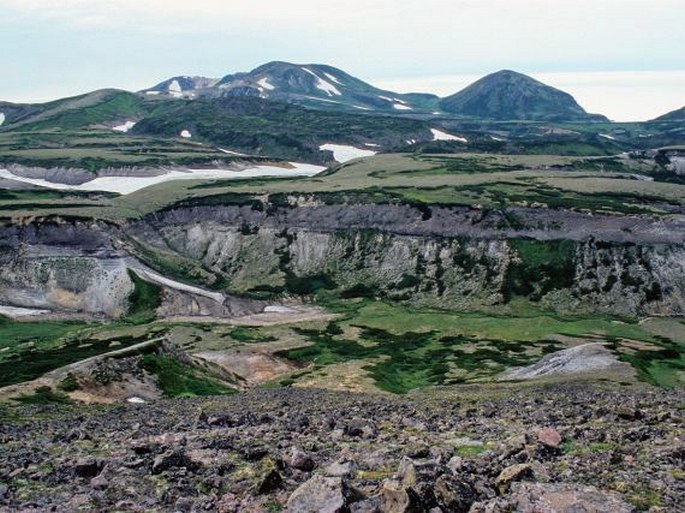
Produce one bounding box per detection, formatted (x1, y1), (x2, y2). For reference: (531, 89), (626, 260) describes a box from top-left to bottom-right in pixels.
(126, 270), (163, 324)
(14, 386), (72, 405)
(139, 354), (236, 398)
(505, 239), (575, 301)
(57, 372), (79, 392)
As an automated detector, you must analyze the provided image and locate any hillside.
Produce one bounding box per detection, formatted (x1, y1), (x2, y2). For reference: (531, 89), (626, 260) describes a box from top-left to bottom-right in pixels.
(439, 70), (608, 122)
(655, 105), (685, 121)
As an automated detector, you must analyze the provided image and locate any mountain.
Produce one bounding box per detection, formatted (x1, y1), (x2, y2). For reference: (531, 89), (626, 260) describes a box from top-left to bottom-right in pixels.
(130, 96), (435, 163)
(439, 70), (608, 122)
(142, 61), (440, 113)
(0, 89), (150, 131)
(654, 106), (685, 121)
(142, 76), (219, 98)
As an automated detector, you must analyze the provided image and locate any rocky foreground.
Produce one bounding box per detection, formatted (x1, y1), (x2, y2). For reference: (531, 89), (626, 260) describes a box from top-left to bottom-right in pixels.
(0, 382), (682, 512)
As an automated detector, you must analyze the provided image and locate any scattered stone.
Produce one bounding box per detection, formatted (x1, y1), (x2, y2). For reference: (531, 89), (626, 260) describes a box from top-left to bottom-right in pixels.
(287, 475), (349, 513)
(380, 479), (416, 513)
(90, 475), (109, 491)
(289, 447), (315, 471)
(433, 474), (475, 513)
(345, 419), (377, 439)
(151, 450), (196, 474)
(257, 469), (283, 494)
(537, 427), (563, 448)
(495, 463), (533, 488)
(473, 482), (635, 512)
(325, 459), (358, 478)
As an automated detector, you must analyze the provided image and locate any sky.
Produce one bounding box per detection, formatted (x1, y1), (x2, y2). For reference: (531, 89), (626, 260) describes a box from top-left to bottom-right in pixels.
(1, 0), (684, 121)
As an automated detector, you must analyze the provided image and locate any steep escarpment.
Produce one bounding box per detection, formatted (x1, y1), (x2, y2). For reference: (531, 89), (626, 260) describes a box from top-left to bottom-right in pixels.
(125, 201), (685, 317)
(2, 197), (684, 319)
(0, 220), (132, 317)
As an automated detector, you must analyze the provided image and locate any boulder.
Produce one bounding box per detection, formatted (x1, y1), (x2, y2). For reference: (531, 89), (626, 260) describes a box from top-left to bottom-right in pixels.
(289, 447), (315, 471)
(537, 428), (562, 449)
(287, 475), (349, 513)
(495, 463), (533, 488)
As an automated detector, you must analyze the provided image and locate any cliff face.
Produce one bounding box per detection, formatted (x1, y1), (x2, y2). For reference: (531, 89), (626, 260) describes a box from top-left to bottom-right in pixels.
(0, 220), (134, 317)
(2, 200), (684, 318)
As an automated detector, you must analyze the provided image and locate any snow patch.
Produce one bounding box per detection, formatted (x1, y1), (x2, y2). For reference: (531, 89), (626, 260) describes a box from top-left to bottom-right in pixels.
(146, 91), (160, 96)
(323, 72), (343, 85)
(302, 68), (342, 96)
(406, 139), (417, 145)
(304, 96), (340, 104)
(364, 143), (380, 147)
(353, 105), (371, 110)
(112, 121), (136, 133)
(431, 128), (467, 143)
(0, 163), (324, 195)
(257, 77), (275, 91)
(218, 148), (246, 156)
(599, 133), (616, 140)
(0, 113), (5, 126)
(180, 130), (192, 139)
(319, 143), (377, 163)
(168, 79), (183, 98)
(127, 397), (146, 404)
(0, 305), (51, 318)
(264, 305), (297, 313)
(168, 79), (181, 92)
(393, 104), (413, 111)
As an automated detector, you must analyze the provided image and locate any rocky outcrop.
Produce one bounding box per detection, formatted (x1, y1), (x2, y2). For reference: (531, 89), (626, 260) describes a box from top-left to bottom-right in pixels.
(500, 343), (634, 381)
(128, 205), (685, 316)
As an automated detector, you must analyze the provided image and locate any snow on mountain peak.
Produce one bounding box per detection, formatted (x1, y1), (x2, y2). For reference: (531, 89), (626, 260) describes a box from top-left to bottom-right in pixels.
(302, 68), (342, 97)
(257, 77), (275, 91)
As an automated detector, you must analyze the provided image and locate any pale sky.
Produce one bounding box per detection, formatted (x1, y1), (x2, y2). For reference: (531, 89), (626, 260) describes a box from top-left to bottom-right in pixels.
(2, 0), (684, 121)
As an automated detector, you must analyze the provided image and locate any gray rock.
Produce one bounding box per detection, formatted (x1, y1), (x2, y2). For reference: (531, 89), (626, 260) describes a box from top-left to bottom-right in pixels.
(325, 459), (358, 478)
(287, 475), (349, 513)
(289, 447), (315, 471)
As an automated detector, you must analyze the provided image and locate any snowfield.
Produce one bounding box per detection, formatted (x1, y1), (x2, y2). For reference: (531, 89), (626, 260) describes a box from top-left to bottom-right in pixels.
(0, 113), (5, 126)
(0, 163), (325, 195)
(302, 68), (342, 96)
(168, 79), (183, 98)
(393, 104), (412, 111)
(431, 128), (467, 143)
(257, 77), (275, 91)
(319, 143), (377, 163)
(323, 72), (343, 85)
(112, 121), (137, 133)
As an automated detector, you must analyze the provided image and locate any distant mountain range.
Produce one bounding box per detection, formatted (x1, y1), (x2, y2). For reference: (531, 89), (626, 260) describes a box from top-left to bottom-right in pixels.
(141, 61), (606, 122)
(1, 62), (683, 167)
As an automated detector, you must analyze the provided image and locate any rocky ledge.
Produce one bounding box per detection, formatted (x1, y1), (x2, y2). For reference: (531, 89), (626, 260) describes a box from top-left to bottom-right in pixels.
(0, 382), (682, 512)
